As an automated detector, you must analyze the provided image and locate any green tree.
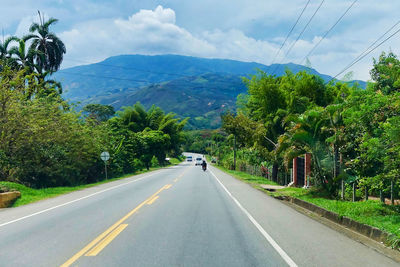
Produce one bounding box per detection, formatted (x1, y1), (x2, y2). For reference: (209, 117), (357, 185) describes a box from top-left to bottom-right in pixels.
(370, 51), (400, 95)
(83, 103), (115, 122)
(9, 38), (38, 71)
(24, 12), (66, 73)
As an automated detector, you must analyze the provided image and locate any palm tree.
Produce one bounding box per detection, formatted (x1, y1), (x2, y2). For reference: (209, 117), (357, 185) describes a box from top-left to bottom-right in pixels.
(0, 36), (19, 68)
(24, 11), (66, 73)
(0, 36), (18, 59)
(9, 38), (37, 71)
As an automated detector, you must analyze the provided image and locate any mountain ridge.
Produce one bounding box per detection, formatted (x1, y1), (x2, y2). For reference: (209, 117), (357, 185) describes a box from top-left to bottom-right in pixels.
(54, 54), (366, 129)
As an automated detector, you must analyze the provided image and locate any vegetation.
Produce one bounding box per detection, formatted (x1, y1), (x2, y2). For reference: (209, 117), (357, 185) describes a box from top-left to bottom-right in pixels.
(195, 51), (400, 247)
(269, 187), (400, 246)
(0, 156), (183, 207)
(210, 52), (400, 203)
(0, 14), (187, 190)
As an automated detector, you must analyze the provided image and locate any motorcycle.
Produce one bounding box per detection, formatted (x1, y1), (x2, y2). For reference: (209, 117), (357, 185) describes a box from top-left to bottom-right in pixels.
(202, 164), (207, 171)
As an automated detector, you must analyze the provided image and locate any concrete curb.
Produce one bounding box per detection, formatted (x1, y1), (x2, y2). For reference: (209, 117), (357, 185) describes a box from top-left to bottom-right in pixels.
(0, 191), (21, 208)
(276, 195), (390, 244)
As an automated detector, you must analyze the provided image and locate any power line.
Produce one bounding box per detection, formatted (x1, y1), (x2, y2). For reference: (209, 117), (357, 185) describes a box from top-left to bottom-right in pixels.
(300, 0), (358, 65)
(269, 0), (311, 65)
(328, 23), (400, 83)
(272, 0), (325, 75)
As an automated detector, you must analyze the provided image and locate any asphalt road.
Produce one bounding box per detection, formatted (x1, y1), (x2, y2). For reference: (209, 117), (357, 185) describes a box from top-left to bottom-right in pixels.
(0, 153), (398, 267)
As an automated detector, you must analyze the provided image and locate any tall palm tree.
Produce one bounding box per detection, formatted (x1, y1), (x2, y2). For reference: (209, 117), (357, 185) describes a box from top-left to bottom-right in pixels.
(24, 11), (66, 73)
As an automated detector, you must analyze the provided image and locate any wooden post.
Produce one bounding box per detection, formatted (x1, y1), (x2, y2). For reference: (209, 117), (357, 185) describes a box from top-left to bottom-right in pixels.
(365, 186), (368, 201)
(341, 179), (345, 200)
(352, 182), (356, 202)
(391, 179), (394, 205)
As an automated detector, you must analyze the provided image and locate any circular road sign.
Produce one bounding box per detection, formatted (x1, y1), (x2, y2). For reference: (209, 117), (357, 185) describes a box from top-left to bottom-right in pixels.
(101, 151), (110, 161)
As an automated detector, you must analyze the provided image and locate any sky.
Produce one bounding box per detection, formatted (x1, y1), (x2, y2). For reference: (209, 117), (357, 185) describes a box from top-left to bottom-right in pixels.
(2, 0), (400, 81)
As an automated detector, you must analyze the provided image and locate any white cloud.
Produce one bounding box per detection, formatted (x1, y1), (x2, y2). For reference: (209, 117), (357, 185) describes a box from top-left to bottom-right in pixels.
(50, 3), (400, 81)
(59, 6), (217, 67)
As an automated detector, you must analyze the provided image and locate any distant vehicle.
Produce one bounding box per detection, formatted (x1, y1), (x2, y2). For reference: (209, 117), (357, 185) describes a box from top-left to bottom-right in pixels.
(187, 156), (193, 162)
(211, 158), (216, 163)
(195, 157), (203, 166)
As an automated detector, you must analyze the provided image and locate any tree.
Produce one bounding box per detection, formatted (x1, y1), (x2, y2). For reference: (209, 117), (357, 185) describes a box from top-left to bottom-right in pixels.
(370, 51), (400, 95)
(9, 38), (37, 71)
(83, 104), (115, 122)
(24, 11), (66, 73)
(0, 36), (18, 67)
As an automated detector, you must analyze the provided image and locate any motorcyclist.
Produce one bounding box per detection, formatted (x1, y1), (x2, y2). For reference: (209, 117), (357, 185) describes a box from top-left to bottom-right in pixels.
(201, 160), (207, 171)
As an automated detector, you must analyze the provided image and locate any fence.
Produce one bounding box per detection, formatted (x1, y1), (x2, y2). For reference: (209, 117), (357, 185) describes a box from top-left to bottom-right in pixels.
(238, 163), (291, 186)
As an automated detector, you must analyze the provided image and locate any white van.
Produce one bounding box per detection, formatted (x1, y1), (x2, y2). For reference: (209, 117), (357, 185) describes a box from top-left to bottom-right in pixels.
(195, 157), (203, 166)
(187, 156), (193, 162)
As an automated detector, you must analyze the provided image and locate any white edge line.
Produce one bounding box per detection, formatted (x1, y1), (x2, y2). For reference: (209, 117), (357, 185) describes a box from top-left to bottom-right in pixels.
(210, 169), (298, 267)
(0, 172), (158, 228)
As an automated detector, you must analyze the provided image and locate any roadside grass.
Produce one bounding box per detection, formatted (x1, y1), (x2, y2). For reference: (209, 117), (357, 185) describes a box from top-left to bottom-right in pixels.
(269, 187), (400, 246)
(212, 164), (400, 248)
(212, 164), (279, 187)
(0, 157), (183, 208)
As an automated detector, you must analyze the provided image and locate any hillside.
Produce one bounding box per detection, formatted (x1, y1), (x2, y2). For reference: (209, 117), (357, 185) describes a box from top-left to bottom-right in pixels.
(82, 73), (247, 129)
(55, 54), (338, 100)
(54, 54), (366, 129)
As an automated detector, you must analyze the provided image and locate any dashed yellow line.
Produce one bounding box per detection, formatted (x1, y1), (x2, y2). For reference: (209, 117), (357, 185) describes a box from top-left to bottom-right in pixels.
(61, 184), (171, 267)
(173, 178), (179, 182)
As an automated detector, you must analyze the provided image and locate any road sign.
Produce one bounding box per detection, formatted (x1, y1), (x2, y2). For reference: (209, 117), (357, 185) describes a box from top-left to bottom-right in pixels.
(101, 151), (110, 161)
(100, 152), (110, 180)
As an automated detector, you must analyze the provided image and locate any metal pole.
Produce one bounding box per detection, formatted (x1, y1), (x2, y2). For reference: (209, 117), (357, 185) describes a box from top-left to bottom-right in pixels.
(233, 134), (236, 170)
(105, 161), (108, 180)
(341, 179), (345, 200)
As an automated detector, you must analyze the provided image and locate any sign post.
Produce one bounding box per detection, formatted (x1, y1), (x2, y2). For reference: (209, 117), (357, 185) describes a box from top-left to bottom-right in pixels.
(100, 151), (110, 180)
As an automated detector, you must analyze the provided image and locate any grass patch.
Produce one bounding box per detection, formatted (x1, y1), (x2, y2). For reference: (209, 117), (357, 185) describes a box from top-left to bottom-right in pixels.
(270, 187), (400, 247)
(212, 164), (278, 186)
(0, 157), (183, 208)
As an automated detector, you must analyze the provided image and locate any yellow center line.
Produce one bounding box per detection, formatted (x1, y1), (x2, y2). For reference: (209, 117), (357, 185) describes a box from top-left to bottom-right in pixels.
(85, 224), (128, 256)
(60, 184), (171, 267)
(164, 184), (172, 189)
(146, 195), (159, 205)
(173, 178), (178, 182)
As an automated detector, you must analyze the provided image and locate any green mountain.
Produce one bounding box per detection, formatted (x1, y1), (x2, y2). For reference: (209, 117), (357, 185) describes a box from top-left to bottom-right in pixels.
(54, 54), (366, 129)
(81, 73), (246, 129)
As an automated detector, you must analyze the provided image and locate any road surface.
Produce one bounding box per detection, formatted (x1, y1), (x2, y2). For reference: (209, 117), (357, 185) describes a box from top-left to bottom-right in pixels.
(0, 153), (398, 266)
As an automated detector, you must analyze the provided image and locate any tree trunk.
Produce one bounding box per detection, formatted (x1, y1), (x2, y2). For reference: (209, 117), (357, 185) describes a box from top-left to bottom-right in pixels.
(365, 186), (368, 201)
(380, 190), (385, 203)
(333, 145), (340, 179)
(352, 182), (356, 202)
(272, 163), (278, 183)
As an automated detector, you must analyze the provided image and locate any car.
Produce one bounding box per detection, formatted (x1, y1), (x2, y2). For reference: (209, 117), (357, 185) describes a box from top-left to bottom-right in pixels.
(195, 157), (203, 166)
(211, 157), (216, 163)
(186, 156), (192, 162)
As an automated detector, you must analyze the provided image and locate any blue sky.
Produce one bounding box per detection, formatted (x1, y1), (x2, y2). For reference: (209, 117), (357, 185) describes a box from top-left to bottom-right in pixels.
(2, 0), (400, 80)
